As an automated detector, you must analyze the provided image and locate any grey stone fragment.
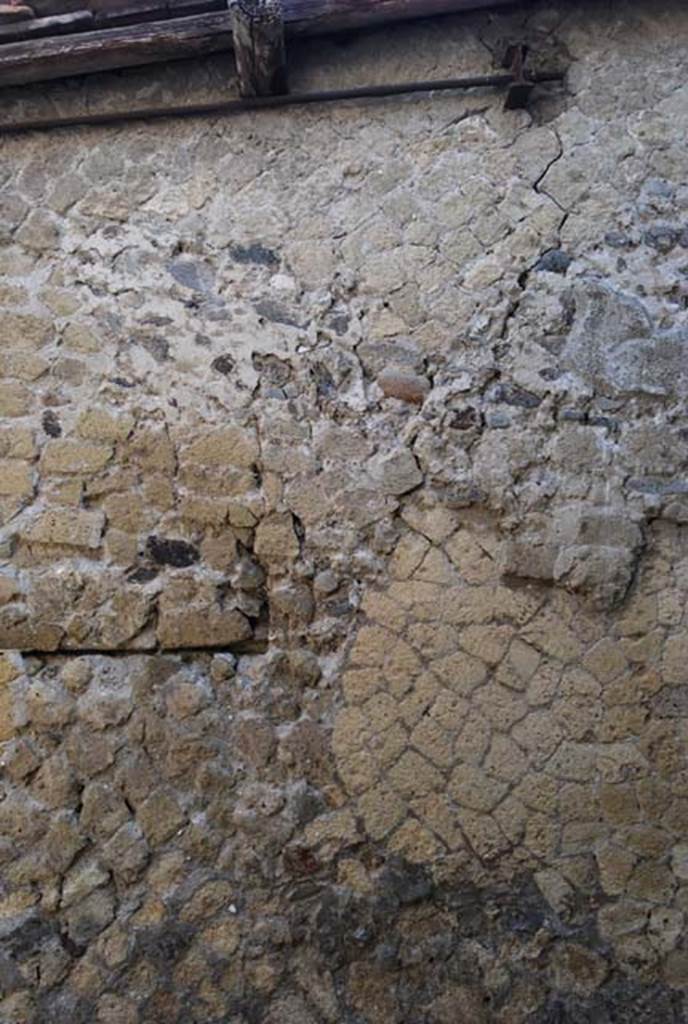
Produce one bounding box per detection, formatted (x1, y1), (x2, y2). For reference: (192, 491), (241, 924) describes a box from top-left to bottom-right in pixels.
(652, 687), (688, 718)
(553, 544), (639, 610)
(64, 888), (115, 947)
(134, 334), (170, 363)
(368, 449), (423, 495)
(485, 410), (511, 429)
(80, 782), (130, 840)
(137, 787), (186, 846)
(210, 652), (236, 683)
(102, 822), (149, 883)
(502, 506), (644, 610)
(255, 298), (301, 327)
(168, 259), (215, 292)
(501, 541), (559, 582)
(357, 339), (425, 378)
(604, 230), (633, 248)
(313, 570), (339, 595)
(61, 855), (110, 908)
(558, 408), (586, 422)
(0, 952), (24, 995)
(271, 581), (314, 622)
(535, 249), (573, 274)
(562, 281), (688, 399)
(230, 242), (279, 267)
(642, 225), (681, 253)
(0, 737), (40, 781)
(629, 478), (688, 496)
(491, 383), (541, 409)
(211, 353), (235, 376)
(77, 683), (133, 731)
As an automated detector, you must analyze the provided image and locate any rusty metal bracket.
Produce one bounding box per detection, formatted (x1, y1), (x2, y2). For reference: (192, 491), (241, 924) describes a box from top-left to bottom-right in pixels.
(503, 44), (534, 110)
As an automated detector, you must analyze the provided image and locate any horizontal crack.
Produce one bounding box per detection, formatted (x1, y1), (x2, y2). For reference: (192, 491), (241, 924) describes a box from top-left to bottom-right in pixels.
(11, 640), (269, 658)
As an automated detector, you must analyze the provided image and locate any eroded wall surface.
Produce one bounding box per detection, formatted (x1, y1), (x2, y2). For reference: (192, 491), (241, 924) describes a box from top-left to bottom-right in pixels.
(1, 1), (688, 1020)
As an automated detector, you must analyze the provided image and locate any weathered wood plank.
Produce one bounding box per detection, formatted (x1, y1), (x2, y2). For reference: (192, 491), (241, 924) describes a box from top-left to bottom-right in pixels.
(23, 0), (83, 13)
(0, 4), (34, 23)
(284, 0), (521, 35)
(0, 0), (521, 88)
(0, 12), (232, 86)
(93, 1), (227, 28)
(231, 0), (287, 97)
(22, 0), (224, 17)
(0, 10), (92, 44)
(30, 0), (517, 23)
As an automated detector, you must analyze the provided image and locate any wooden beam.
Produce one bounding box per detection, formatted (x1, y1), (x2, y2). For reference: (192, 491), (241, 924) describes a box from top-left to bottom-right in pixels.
(0, 10), (93, 44)
(0, 13), (232, 86)
(23, 0), (83, 13)
(284, 0), (521, 36)
(0, 5), (34, 23)
(93, 1), (227, 28)
(230, 0), (287, 97)
(11, 0), (226, 19)
(0, 0), (521, 89)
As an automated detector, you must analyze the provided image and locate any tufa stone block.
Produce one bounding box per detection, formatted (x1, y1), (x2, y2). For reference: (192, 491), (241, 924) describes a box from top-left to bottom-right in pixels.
(157, 606), (252, 650)
(0, 460), (33, 497)
(0, 312), (53, 349)
(0, 381), (31, 418)
(254, 512), (300, 566)
(76, 409), (135, 443)
(24, 508), (105, 549)
(41, 440), (113, 475)
(368, 448), (423, 496)
(182, 426), (259, 469)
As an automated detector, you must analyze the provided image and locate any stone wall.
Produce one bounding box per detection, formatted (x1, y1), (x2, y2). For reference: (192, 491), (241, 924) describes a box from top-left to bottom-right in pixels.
(1, 1), (688, 1020)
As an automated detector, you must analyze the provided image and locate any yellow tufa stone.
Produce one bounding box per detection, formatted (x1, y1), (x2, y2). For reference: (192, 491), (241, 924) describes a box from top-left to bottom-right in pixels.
(583, 638), (629, 683)
(39, 288), (80, 317)
(0, 350), (50, 382)
(445, 528), (498, 584)
(254, 512), (299, 568)
(157, 606), (251, 651)
(389, 532), (430, 580)
(411, 793), (466, 851)
(0, 689), (16, 743)
(182, 427), (259, 469)
(388, 818), (443, 863)
(41, 440), (113, 475)
(460, 623), (514, 666)
(0, 425), (36, 460)
(76, 409), (135, 443)
(61, 322), (102, 353)
(23, 508), (105, 549)
(448, 763), (508, 813)
(341, 668), (380, 705)
(0, 312), (53, 349)
(358, 784), (406, 840)
(595, 842), (637, 896)
(361, 589), (407, 632)
(548, 942), (609, 996)
(0, 460), (34, 498)
(200, 916), (241, 958)
(0, 381), (32, 418)
(388, 750), (444, 800)
(180, 496), (229, 527)
(0, 653), (22, 688)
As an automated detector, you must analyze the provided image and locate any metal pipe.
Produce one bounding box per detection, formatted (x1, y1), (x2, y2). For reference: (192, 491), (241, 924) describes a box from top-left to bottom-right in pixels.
(0, 69), (564, 135)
